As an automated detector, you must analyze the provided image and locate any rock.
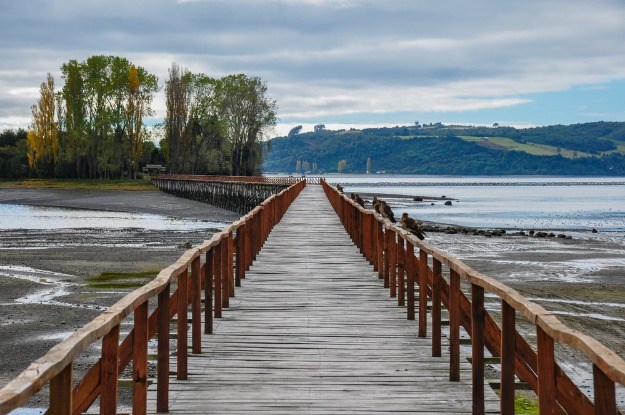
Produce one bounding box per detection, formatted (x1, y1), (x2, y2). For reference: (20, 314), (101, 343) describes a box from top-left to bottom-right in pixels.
(444, 201), (452, 206)
(178, 241), (193, 249)
(529, 230), (535, 235)
(557, 234), (567, 238)
(413, 196), (423, 202)
(536, 231), (548, 237)
(592, 228), (598, 233)
(431, 203), (435, 206)
(548, 232), (556, 237)
(565, 235), (573, 239)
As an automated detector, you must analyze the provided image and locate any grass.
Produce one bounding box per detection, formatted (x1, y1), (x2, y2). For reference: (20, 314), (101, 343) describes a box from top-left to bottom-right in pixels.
(514, 395), (539, 414)
(458, 136), (593, 158)
(86, 270), (161, 290)
(0, 178), (157, 191)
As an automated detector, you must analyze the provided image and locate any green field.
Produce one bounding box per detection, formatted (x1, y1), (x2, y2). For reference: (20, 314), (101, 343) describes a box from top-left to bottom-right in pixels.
(0, 178), (157, 191)
(458, 136), (593, 158)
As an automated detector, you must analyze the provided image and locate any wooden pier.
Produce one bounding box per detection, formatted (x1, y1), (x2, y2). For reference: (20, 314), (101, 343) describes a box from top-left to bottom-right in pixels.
(1, 175), (625, 415)
(146, 185), (498, 414)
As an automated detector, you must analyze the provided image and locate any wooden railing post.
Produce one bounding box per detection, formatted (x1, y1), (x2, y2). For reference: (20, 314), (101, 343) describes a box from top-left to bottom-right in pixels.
(383, 228), (390, 287)
(449, 269), (460, 381)
(593, 364), (616, 414)
(191, 257), (202, 354)
(100, 324), (120, 415)
(236, 227), (244, 286)
(157, 283), (170, 412)
(500, 300), (516, 415)
(418, 249), (428, 338)
(389, 232), (397, 297)
(432, 258), (442, 357)
(214, 243), (222, 318)
(205, 250), (213, 334)
(228, 232), (235, 297)
(177, 269), (188, 380)
(133, 301), (149, 415)
(49, 363), (72, 415)
(406, 244), (415, 320)
(221, 237), (230, 308)
(537, 326), (557, 415)
(376, 221), (384, 280)
(471, 284), (485, 415)
(397, 238), (405, 307)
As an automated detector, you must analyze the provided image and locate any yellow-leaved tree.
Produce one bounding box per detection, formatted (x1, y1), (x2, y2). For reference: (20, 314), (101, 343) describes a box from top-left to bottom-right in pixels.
(27, 73), (58, 175)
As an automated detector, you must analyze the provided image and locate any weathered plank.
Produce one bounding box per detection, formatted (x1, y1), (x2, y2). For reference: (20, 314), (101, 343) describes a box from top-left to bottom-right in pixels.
(146, 186), (499, 414)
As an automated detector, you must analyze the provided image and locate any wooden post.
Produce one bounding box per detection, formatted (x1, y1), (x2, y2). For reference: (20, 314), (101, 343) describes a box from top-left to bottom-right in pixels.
(205, 250), (213, 334)
(177, 269), (188, 380)
(157, 284), (170, 412)
(500, 300), (516, 415)
(214, 243), (222, 318)
(49, 363), (72, 415)
(377, 221), (384, 279)
(100, 324), (120, 415)
(432, 258), (442, 357)
(418, 249), (428, 338)
(397, 238), (405, 306)
(406, 243), (415, 320)
(191, 256), (202, 354)
(537, 326), (557, 415)
(390, 232), (397, 297)
(449, 269), (460, 381)
(133, 301), (149, 415)
(221, 237), (230, 308)
(236, 227), (244, 286)
(229, 232), (235, 296)
(471, 284), (485, 415)
(593, 364), (616, 415)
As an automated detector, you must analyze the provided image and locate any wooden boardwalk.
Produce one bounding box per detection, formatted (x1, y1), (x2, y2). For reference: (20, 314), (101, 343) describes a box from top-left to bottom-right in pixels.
(147, 185), (499, 414)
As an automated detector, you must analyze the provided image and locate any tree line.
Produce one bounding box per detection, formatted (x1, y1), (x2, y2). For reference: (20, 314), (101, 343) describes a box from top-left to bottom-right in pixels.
(3, 55), (276, 179)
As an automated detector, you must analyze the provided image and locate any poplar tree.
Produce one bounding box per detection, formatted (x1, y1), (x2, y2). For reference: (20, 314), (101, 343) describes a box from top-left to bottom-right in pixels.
(27, 73), (58, 175)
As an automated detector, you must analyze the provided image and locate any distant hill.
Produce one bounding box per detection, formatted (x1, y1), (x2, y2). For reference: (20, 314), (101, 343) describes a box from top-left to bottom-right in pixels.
(264, 122), (625, 175)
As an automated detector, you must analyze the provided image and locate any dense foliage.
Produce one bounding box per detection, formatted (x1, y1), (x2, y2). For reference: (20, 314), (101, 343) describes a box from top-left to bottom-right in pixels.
(0, 129), (29, 178)
(264, 122), (625, 175)
(161, 64), (277, 176)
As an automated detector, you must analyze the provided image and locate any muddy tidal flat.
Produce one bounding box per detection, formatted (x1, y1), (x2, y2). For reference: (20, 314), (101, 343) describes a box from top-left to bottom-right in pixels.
(0, 188), (239, 406)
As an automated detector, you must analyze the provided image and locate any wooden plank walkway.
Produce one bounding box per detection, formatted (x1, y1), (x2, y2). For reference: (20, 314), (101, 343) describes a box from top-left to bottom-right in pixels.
(147, 185), (499, 414)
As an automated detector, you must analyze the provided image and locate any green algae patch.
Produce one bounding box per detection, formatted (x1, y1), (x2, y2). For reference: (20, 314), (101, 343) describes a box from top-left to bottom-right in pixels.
(514, 395), (539, 414)
(87, 270), (160, 290)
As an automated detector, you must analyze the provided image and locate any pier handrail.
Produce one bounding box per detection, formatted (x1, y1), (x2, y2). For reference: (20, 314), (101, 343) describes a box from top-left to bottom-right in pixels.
(321, 179), (625, 414)
(0, 178), (306, 415)
(152, 174), (321, 185)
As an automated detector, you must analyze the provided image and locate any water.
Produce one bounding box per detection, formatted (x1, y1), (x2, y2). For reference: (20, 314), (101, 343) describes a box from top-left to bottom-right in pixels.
(0, 204), (225, 231)
(322, 174), (625, 233)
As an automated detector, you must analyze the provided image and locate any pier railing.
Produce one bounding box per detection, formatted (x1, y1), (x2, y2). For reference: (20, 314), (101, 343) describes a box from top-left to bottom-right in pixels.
(0, 179), (306, 415)
(322, 179), (625, 415)
(152, 174), (321, 185)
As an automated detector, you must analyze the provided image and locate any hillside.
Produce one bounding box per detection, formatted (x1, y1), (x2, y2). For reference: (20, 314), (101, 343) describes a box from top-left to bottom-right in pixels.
(264, 122), (625, 175)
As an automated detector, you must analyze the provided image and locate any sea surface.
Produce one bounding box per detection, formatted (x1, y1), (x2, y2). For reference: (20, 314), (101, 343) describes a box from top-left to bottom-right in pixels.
(321, 174), (625, 234)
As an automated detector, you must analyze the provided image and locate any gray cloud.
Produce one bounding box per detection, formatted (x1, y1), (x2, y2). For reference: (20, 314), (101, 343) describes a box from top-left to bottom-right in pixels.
(1, 0), (624, 128)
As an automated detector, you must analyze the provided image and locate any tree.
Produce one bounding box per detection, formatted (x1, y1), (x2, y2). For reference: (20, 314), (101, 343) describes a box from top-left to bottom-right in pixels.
(215, 74), (277, 176)
(295, 160), (302, 172)
(366, 157), (372, 173)
(164, 63), (192, 174)
(288, 125), (303, 137)
(27, 73), (58, 175)
(314, 124), (326, 132)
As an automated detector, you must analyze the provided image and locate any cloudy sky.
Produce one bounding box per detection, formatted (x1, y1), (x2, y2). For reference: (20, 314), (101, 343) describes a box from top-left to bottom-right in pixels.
(1, 0), (625, 136)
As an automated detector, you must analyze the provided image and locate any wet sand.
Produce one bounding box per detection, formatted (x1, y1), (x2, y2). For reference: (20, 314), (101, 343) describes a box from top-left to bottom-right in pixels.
(0, 188), (239, 408)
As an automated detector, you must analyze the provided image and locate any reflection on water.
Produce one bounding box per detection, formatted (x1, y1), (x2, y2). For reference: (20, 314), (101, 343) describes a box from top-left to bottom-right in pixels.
(323, 174), (625, 232)
(0, 204), (225, 231)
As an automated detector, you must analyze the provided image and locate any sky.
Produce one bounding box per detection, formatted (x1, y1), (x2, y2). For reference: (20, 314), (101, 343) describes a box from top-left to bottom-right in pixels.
(1, 0), (625, 138)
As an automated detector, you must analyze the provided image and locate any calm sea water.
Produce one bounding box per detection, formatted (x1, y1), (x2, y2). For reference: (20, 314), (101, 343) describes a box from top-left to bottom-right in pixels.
(0, 204), (224, 231)
(321, 175), (625, 233)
